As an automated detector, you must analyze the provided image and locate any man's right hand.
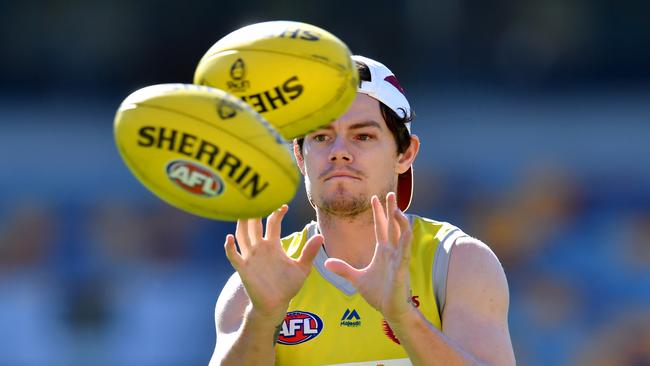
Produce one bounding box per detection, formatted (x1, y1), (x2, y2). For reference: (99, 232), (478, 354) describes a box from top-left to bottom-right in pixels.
(223, 205), (323, 325)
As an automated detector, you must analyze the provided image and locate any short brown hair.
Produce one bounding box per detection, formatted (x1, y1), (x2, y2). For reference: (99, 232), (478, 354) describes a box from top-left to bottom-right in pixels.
(295, 60), (413, 154)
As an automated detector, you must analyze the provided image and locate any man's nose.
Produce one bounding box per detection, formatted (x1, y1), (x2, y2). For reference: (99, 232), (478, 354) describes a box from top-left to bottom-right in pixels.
(328, 136), (353, 162)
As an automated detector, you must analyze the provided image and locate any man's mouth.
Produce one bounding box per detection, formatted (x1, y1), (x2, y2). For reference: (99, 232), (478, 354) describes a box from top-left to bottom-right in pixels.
(325, 174), (360, 181)
(320, 166), (365, 182)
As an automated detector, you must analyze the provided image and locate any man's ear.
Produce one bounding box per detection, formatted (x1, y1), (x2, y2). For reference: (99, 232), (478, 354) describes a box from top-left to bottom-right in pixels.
(293, 140), (306, 175)
(396, 134), (420, 174)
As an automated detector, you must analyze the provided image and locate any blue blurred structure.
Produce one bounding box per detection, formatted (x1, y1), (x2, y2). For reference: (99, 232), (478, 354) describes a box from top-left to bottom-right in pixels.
(1, 1), (650, 365)
(1, 88), (649, 365)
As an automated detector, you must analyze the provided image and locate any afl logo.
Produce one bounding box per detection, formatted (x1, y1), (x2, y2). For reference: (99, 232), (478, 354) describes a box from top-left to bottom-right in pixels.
(166, 160), (224, 197)
(277, 311), (323, 345)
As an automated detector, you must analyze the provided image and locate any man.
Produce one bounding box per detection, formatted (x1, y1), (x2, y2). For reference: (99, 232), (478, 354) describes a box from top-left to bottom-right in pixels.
(209, 55), (515, 365)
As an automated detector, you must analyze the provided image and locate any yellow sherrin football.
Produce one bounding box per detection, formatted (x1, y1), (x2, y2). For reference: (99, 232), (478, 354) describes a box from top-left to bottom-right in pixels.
(194, 20), (359, 139)
(114, 83), (299, 220)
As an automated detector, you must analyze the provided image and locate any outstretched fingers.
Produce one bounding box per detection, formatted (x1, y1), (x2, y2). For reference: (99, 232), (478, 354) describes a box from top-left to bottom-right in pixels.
(371, 195), (388, 245)
(298, 234), (324, 271)
(386, 192), (401, 247)
(394, 207), (413, 264)
(248, 217), (264, 243)
(265, 205), (288, 240)
(235, 219), (251, 256)
(223, 234), (243, 269)
(324, 257), (362, 286)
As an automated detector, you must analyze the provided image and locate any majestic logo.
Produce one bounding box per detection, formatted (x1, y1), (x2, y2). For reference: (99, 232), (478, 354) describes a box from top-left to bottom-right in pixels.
(277, 311), (323, 345)
(166, 160), (224, 197)
(340, 309), (361, 327)
(227, 58), (251, 92)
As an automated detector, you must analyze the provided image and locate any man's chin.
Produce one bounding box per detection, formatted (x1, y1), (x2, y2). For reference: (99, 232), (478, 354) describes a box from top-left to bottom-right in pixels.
(317, 194), (370, 218)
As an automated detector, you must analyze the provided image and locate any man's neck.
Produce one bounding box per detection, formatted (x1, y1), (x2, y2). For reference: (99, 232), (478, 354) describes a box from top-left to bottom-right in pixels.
(315, 208), (377, 269)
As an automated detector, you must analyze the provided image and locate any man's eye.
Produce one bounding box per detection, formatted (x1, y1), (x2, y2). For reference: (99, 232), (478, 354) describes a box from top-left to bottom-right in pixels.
(356, 134), (372, 141)
(313, 134), (329, 142)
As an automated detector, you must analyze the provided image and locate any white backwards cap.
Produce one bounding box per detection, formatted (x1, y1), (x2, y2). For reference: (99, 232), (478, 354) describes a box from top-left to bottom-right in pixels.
(352, 55), (414, 211)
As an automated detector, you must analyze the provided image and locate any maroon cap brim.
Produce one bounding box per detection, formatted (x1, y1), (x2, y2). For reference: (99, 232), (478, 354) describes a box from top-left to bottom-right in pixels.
(397, 166), (413, 212)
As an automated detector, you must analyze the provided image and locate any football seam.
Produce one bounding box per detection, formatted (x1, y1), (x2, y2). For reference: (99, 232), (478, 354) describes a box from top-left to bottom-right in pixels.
(201, 47), (350, 72)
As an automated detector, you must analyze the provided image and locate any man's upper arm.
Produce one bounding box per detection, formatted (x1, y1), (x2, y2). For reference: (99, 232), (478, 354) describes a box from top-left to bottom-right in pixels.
(210, 272), (250, 364)
(442, 236), (516, 366)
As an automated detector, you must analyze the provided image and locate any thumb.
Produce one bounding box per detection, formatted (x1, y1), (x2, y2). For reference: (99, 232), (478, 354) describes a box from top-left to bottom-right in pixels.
(297, 234), (323, 269)
(324, 258), (360, 285)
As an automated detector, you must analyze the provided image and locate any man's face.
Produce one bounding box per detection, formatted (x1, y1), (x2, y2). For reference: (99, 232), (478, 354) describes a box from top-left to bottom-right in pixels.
(296, 93), (408, 218)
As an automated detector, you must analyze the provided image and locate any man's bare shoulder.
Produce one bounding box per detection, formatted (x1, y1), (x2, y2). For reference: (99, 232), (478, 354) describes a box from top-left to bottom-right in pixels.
(448, 236), (509, 305)
(442, 236), (515, 365)
(453, 236), (503, 267)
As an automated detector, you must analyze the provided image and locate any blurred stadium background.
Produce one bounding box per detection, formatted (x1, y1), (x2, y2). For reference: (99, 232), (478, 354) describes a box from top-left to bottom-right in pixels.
(1, 1), (649, 365)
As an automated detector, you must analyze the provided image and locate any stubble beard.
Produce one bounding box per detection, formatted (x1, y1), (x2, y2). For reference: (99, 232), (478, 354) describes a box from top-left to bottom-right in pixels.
(319, 184), (369, 218)
(307, 180), (395, 220)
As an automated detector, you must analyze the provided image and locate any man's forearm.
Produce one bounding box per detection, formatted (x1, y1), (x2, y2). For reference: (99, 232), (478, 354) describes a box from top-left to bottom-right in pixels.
(217, 307), (281, 366)
(387, 308), (483, 366)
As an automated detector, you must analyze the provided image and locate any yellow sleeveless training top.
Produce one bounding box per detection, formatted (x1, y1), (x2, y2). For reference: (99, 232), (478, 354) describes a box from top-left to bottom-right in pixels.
(274, 215), (466, 366)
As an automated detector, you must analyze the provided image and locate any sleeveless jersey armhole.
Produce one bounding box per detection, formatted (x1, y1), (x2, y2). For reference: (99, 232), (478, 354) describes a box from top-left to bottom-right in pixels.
(432, 228), (468, 320)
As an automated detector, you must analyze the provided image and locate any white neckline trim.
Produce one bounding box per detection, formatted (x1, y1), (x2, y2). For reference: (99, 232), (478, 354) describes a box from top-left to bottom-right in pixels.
(305, 216), (416, 296)
(307, 222), (358, 296)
